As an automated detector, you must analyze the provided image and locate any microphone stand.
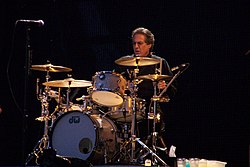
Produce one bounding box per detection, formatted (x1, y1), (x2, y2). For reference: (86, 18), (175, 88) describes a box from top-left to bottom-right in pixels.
(159, 63), (190, 98)
(158, 71), (180, 98)
(23, 26), (32, 166)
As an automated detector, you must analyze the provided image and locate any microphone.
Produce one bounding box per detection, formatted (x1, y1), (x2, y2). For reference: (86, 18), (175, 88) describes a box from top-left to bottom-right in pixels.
(16, 19), (44, 27)
(171, 63), (190, 73)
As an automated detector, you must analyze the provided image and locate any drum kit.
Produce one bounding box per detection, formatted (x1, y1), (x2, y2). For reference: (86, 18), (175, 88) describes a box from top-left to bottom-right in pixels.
(25, 58), (189, 166)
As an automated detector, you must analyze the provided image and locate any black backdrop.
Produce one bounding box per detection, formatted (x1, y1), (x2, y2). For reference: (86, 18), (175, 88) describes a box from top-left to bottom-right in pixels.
(0, 1), (250, 166)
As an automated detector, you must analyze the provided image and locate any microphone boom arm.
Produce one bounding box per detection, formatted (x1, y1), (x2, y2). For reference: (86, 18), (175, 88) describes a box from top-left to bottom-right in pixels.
(158, 70), (180, 98)
(158, 62), (190, 98)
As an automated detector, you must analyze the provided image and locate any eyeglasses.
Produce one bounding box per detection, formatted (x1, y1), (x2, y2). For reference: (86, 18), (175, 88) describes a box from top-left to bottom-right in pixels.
(132, 41), (146, 46)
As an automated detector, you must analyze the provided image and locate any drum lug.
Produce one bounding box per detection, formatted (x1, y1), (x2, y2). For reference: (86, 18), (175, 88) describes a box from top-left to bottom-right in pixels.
(111, 128), (115, 133)
(99, 72), (105, 80)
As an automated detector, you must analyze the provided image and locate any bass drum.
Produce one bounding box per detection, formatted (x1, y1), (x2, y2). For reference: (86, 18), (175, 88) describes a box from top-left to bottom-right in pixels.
(50, 111), (118, 165)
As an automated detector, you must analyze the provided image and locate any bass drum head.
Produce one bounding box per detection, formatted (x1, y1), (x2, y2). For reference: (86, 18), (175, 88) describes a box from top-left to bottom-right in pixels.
(51, 111), (96, 161)
(50, 111), (118, 165)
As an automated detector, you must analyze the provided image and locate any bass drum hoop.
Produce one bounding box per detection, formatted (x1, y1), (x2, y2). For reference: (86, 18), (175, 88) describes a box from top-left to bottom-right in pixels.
(50, 110), (117, 164)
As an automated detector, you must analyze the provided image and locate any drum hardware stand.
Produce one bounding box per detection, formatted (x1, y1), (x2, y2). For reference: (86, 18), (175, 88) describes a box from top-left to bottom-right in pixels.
(110, 66), (139, 164)
(130, 66), (169, 166)
(136, 138), (169, 166)
(25, 71), (52, 166)
(76, 95), (93, 113)
(64, 82), (71, 112)
(144, 63), (189, 164)
(133, 78), (169, 166)
(25, 91), (51, 165)
(129, 65), (140, 162)
(143, 69), (180, 165)
(151, 80), (169, 154)
(111, 65), (168, 166)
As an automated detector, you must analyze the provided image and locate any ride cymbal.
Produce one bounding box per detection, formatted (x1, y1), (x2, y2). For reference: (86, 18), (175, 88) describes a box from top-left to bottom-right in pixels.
(115, 55), (160, 66)
(42, 78), (92, 88)
(137, 74), (172, 81)
(31, 63), (72, 72)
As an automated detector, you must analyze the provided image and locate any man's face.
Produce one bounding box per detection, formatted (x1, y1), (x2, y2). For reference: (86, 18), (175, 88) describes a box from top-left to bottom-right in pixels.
(132, 34), (152, 57)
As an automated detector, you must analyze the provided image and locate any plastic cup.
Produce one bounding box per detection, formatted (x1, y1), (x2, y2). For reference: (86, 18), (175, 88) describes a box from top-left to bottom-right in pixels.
(207, 160), (227, 167)
(198, 159), (207, 167)
(177, 158), (186, 167)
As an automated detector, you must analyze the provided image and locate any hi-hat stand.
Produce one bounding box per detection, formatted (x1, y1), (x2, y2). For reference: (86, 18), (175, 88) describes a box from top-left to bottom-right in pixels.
(151, 69), (185, 156)
(112, 63), (169, 166)
(145, 62), (190, 164)
(151, 79), (168, 153)
(137, 77), (170, 166)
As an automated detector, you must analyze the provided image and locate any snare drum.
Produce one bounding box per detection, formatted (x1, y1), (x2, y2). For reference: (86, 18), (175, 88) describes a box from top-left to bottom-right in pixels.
(50, 111), (118, 165)
(91, 71), (127, 107)
(108, 95), (146, 122)
(60, 103), (83, 112)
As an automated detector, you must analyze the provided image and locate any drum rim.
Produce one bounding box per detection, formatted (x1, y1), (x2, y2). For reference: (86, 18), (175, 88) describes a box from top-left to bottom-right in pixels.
(94, 70), (124, 77)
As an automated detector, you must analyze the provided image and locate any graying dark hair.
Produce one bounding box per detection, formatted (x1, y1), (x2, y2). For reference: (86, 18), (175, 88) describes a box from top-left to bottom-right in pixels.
(131, 27), (155, 51)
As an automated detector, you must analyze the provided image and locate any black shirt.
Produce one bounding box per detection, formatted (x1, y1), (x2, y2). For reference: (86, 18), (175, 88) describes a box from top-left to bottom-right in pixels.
(114, 54), (174, 106)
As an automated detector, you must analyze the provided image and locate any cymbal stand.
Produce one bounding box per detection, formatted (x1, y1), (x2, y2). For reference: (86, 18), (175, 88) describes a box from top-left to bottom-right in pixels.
(139, 79), (169, 166)
(112, 65), (168, 166)
(65, 83), (71, 112)
(136, 138), (168, 166)
(129, 67), (168, 166)
(130, 66), (140, 162)
(111, 66), (140, 163)
(25, 71), (52, 166)
(76, 95), (92, 113)
(49, 87), (62, 126)
(146, 69), (181, 164)
(152, 80), (159, 153)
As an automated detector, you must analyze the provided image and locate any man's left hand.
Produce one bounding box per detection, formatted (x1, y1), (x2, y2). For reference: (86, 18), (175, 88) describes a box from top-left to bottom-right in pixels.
(158, 80), (166, 89)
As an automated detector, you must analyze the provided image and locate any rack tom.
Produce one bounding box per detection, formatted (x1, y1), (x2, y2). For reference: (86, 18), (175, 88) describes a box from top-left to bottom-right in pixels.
(91, 71), (126, 107)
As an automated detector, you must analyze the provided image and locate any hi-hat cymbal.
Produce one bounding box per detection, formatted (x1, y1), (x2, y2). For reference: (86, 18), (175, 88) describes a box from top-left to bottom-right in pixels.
(151, 95), (170, 103)
(42, 78), (92, 88)
(115, 55), (160, 66)
(31, 63), (72, 72)
(137, 74), (172, 81)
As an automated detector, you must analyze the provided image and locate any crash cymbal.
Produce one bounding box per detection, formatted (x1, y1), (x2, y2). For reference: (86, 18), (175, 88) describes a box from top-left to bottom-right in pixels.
(42, 78), (92, 88)
(137, 74), (172, 81)
(115, 55), (160, 66)
(31, 63), (72, 72)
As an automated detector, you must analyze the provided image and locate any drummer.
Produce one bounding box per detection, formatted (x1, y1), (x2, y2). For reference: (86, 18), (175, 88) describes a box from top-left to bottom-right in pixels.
(114, 27), (176, 141)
